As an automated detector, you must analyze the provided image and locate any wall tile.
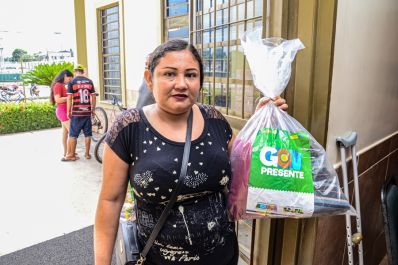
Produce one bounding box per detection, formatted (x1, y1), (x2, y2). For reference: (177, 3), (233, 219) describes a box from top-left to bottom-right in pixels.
(358, 139), (390, 175)
(314, 134), (396, 265)
(387, 150), (398, 179)
(313, 215), (347, 265)
(366, 232), (387, 265)
(389, 133), (398, 153)
(358, 158), (388, 265)
(378, 255), (388, 265)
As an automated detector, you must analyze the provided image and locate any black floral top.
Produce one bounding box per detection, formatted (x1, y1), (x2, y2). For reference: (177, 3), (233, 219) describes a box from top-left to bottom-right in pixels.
(105, 104), (238, 265)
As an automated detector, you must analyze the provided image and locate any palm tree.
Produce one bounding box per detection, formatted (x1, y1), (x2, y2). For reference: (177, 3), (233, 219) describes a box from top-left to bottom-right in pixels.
(21, 62), (74, 86)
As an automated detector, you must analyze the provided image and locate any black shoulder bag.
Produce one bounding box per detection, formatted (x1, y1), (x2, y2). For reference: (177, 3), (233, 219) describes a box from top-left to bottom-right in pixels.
(115, 110), (193, 265)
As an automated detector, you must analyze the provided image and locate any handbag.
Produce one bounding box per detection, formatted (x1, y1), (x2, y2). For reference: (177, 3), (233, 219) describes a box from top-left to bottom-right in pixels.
(115, 110), (193, 265)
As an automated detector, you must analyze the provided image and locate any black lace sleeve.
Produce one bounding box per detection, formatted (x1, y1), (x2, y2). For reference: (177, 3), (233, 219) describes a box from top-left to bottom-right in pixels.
(104, 108), (141, 164)
(200, 104), (233, 142)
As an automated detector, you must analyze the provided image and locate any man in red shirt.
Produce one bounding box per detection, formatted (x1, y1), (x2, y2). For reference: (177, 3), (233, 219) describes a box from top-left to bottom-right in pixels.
(64, 64), (96, 161)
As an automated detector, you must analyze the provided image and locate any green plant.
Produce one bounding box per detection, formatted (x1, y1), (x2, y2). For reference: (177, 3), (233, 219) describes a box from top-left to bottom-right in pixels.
(0, 102), (60, 134)
(21, 62), (74, 86)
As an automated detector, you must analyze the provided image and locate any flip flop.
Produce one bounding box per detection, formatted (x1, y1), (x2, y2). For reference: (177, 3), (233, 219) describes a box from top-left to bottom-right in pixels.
(63, 153), (79, 159)
(61, 157), (76, 162)
(85, 154), (91, 159)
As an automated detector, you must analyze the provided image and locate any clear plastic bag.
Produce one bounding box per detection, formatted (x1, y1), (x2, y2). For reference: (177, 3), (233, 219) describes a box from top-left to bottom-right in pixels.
(227, 28), (352, 220)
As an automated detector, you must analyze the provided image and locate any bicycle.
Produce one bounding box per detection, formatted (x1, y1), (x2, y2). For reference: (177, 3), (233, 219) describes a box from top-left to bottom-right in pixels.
(91, 106), (108, 142)
(0, 86), (25, 103)
(94, 96), (126, 163)
(0, 89), (8, 102)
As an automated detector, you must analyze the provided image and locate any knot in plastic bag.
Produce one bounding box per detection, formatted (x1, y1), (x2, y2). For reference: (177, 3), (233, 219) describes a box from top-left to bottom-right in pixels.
(241, 28), (305, 98)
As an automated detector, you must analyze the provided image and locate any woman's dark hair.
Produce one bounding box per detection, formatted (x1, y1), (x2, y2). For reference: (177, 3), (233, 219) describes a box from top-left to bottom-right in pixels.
(50, 69), (73, 105)
(148, 39), (204, 88)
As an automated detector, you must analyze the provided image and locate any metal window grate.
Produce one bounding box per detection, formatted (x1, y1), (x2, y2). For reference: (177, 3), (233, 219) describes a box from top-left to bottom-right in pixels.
(163, 0), (262, 119)
(164, 0), (190, 41)
(100, 5), (122, 101)
(192, 0), (263, 119)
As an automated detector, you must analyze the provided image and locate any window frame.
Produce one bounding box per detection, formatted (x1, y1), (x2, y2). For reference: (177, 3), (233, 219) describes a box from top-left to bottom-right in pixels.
(97, 3), (123, 102)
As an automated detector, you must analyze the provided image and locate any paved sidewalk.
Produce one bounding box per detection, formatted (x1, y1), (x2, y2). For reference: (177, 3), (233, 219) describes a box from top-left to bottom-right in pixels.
(0, 226), (97, 265)
(0, 128), (246, 265)
(0, 128), (102, 256)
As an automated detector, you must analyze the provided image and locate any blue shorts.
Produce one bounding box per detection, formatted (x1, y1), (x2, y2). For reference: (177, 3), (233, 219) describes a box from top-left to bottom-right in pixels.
(69, 116), (92, 138)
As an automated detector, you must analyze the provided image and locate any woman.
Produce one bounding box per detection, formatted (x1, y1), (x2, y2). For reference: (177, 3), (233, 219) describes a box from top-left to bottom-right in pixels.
(50, 69), (74, 160)
(94, 39), (287, 265)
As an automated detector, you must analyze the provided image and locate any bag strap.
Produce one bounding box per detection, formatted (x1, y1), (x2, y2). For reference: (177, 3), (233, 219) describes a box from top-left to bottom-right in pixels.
(139, 109), (193, 261)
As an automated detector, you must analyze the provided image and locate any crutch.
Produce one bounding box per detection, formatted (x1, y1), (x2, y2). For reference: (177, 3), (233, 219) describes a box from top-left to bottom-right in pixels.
(336, 132), (364, 265)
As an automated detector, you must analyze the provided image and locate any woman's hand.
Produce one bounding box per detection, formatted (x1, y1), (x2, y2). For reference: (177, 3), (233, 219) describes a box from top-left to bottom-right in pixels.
(255, 96), (288, 112)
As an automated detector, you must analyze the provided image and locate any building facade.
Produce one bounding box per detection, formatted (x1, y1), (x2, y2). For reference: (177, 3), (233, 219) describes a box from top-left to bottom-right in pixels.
(74, 0), (398, 264)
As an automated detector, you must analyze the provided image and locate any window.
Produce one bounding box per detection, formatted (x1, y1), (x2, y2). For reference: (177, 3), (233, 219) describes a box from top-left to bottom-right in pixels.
(100, 5), (121, 101)
(192, 0), (263, 119)
(190, 1), (264, 263)
(163, 0), (264, 118)
(164, 0), (189, 41)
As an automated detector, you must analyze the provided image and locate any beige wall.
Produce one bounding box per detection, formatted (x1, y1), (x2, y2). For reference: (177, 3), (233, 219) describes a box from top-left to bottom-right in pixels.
(82, 0), (161, 104)
(84, 0), (102, 89)
(123, 0), (162, 92)
(326, 0), (398, 164)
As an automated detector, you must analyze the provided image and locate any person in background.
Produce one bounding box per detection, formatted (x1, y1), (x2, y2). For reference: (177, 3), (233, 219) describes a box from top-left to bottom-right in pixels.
(50, 69), (74, 160)
(30, 83), (40, 97)
(63, 64), (96, 161)
(135, 54), (155, 108)
(94, 39), (287, 265)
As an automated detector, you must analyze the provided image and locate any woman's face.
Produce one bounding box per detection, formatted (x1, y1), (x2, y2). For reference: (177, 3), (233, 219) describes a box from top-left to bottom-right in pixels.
(146, 50), (201, 115)
(64, 75), (73, 84)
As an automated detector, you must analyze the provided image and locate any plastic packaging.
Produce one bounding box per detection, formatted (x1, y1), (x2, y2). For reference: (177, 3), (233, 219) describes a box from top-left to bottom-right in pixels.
(120, 185), (136, 222)
(227, 28), (352, 220)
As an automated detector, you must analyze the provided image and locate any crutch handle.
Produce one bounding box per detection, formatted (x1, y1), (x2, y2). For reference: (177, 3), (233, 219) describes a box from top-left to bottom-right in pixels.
(336, 132), (358, 148)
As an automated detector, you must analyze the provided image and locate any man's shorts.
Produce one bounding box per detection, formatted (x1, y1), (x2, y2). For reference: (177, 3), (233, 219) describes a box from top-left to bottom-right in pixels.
(69, 116), (92, 138)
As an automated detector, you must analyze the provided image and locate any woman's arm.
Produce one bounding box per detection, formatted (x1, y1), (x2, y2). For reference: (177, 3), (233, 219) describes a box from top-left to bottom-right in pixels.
(54, 94), (67, 104)
(67, 95), (73, 119)
(94, 143), (129, 265)
(53, 83), (67, 104)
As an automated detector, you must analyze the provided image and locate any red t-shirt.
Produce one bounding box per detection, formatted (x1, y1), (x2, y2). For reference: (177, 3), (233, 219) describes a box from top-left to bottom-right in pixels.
(52, 82), (67, 106)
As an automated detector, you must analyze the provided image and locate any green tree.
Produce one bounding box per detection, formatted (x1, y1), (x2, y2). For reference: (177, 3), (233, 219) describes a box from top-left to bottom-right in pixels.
(21, 62), (74, 86)
(33, 53), (45, 61)
(11, 48), (28, 62)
